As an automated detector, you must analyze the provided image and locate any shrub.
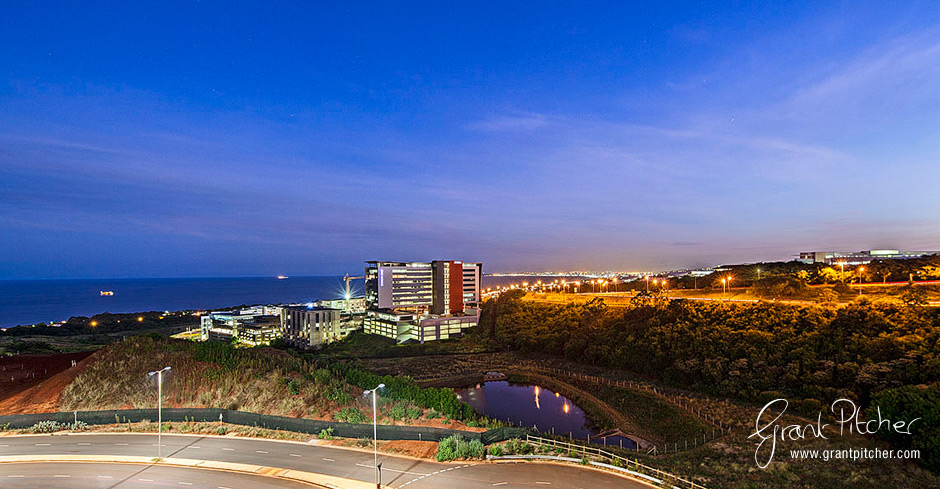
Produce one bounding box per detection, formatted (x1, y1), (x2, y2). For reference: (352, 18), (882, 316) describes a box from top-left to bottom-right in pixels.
(356, 437), (372, 447)
(217, 426), (227, 435)
(489, 444), (503, 457)
(29, 420), (65, 433)
(436, 435), (485, 461)
(502, 438), (534, 455)
(334, 407), (368, 423)
(318, 427), (334, 440)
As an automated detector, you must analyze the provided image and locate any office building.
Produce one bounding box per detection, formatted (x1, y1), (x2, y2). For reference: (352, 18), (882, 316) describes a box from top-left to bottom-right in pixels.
(798, 250), (939, 265)
(280, 305), (343, 349)
(200, 310), (281, 346)
(363, 259), (482, 343)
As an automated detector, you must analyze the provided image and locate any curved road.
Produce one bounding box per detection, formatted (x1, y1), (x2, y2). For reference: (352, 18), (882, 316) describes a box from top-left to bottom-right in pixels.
(0, 433), (647, 488)
(0, 462), (316, 488)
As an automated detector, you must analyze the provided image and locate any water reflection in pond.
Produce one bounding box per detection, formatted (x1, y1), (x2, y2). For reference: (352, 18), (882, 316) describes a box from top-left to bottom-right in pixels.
(455, 381), (635, 449)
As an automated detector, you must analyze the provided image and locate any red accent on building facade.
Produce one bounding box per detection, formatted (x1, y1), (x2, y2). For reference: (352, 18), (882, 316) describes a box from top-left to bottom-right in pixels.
(449, 262), (464, 314)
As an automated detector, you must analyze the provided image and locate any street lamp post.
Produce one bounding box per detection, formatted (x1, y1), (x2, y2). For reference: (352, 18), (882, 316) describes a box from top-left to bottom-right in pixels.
(148, 366), (171, 459)
(858, 267), (865, 296)
(839, 262), (846, 283)
(364, 384), (385, 489)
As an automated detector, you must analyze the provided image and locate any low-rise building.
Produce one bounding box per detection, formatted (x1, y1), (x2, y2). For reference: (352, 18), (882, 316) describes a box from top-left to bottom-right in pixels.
(200, 310), (282, 345)
(798, 250), (939, 265)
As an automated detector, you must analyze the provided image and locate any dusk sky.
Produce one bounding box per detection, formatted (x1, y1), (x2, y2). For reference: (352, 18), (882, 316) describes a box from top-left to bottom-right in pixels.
(2, 2), (940, 279)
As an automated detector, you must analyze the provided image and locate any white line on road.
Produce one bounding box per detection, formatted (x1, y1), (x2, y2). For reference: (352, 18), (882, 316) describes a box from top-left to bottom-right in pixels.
(7, 475), (24, 478)
(492, 483), (508, 486)
(54, 475), (71, 478)
(35, 443), (50, 446)
(221, 447), (235, 451)
(354, 463), (429, 475)
(139, 479), (154, 482)
(289, 453), (302, 457)
(179, 482), (193, 485)
(322, 458), (335, 462)
(116, 443), (129, 446)
(536, 482), (551, 485)
(78, 442), (91, 445)
(255, 450), (268, 454)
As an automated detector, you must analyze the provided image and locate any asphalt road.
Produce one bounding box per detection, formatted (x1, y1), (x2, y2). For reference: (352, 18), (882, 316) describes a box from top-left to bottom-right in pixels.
(0, 433), (647, 488)
(0, 462), (316, 489)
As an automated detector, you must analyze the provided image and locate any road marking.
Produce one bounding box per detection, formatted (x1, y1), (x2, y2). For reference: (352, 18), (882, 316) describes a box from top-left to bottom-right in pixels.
(289, 453), (302, 457)
(116, 443), (129, 446)
(0, 444), (8, 447)
(322, 458), (335, 462)
(139, 478), (154, 482)
(179, 482), (193, 485)
(7, 475), (24, 478)
(492, 483), (508, 486)
(222, 447), (235, 451)
(355, 463), (429, 475)
(536, 482), (551, 485)
(255, 450), (268, 454)
(78, 442), (91, 445)
(98, 475), (113, 479)
(219, 486), (232, 489)
(189, 446), (201, 449)
(35, 443), (50, 446)
(54, 475), (71, 478)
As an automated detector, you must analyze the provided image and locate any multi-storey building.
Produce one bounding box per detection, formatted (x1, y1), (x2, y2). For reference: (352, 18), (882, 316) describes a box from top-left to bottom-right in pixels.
(279, 305), (342, 349)
(364, 259), (482, 343)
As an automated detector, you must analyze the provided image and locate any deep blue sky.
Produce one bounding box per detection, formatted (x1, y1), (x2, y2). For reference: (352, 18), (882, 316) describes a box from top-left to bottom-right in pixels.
(2, 2), (939, 278)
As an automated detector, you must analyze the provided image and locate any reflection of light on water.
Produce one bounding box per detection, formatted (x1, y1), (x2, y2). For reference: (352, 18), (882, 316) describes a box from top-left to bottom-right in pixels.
(555, 392), (559, 398)
(563, 402), (570, 414)
(534, 385), (541, 410)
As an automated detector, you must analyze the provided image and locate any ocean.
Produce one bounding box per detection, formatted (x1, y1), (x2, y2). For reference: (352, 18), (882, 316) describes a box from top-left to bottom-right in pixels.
(0, 276), (355, 328)
(0, 274), (567, 328)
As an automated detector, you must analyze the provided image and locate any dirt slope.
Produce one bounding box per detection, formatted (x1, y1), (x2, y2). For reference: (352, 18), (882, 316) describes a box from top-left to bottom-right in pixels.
(0, 352), (97, 415)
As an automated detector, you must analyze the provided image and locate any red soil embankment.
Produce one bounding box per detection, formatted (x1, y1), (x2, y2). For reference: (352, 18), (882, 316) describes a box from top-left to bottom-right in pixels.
(0, 351), (97, 415)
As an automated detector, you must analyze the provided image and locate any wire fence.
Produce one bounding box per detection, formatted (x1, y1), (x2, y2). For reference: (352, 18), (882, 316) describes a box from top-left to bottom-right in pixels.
(0, 408), (481, 442)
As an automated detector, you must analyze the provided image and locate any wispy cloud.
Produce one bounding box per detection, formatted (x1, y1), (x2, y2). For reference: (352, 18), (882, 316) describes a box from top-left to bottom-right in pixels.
(467, 112), (550, 132)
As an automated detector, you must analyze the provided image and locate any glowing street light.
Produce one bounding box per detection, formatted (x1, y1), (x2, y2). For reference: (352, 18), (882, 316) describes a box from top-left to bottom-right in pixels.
(858, 267), (865, 295)
(363, 383), (385, 488)
(148, 366), (171, 459)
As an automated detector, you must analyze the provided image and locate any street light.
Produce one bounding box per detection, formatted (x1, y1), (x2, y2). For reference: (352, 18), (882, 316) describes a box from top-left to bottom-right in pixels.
(363, 384), (385, 489)
(148, 366), (171, 459)
(838, 262), (846, 283)
(858, 267), (865, 296)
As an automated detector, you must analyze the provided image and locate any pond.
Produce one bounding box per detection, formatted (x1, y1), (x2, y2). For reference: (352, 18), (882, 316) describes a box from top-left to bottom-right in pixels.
(455, 381), (636, 449)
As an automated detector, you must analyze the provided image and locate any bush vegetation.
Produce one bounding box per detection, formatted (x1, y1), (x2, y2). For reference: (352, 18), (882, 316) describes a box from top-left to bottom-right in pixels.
(485, 291), (940, 469)
(435, 435), (485, 461)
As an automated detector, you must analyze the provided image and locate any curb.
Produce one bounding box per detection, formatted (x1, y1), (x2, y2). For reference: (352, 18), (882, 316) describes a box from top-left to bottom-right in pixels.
(0, 455), (384, 489)
(487, 455), (663, 489)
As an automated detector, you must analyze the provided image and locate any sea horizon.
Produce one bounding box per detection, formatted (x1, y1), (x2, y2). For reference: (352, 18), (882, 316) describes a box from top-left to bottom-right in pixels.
(0, 274), (556, 329)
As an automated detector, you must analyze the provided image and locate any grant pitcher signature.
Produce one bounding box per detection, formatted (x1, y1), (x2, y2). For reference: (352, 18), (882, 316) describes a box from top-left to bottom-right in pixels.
(747, 398), (919, 468)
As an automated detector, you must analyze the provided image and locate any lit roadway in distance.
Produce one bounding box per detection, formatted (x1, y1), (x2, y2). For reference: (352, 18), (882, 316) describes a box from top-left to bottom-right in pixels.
(0, 433), (647, 488)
